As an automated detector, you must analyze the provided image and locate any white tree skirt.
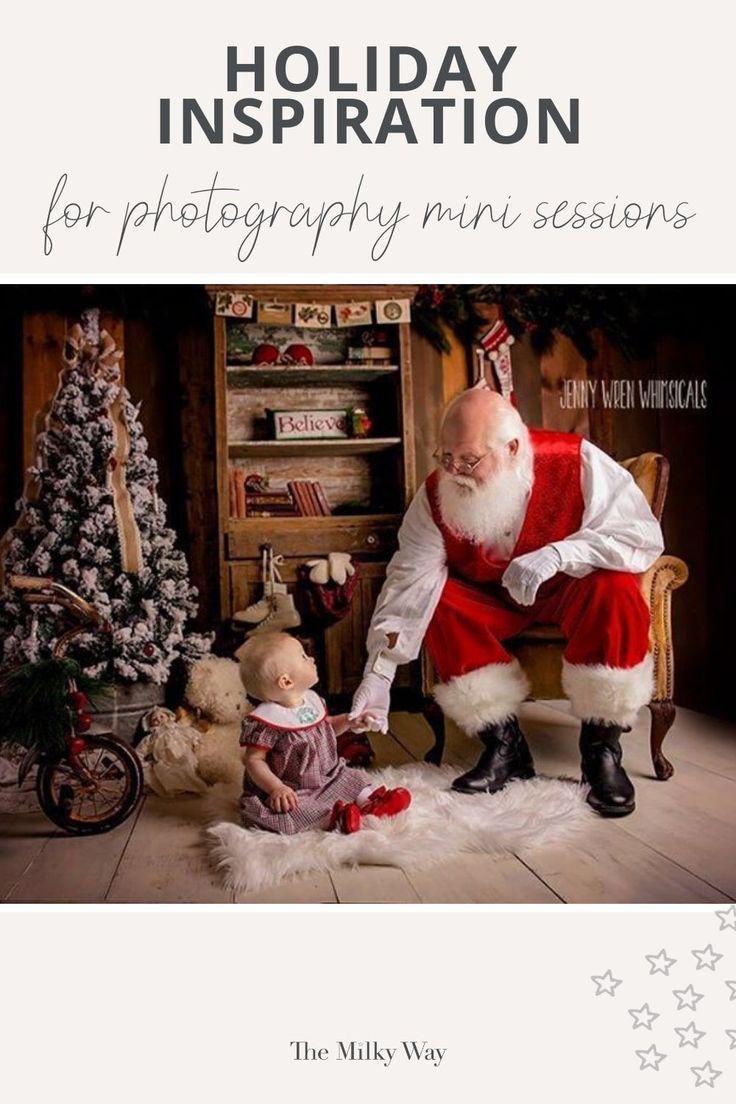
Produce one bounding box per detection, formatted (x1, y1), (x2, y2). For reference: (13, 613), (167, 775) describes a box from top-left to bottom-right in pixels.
(205, 763), (593, 895)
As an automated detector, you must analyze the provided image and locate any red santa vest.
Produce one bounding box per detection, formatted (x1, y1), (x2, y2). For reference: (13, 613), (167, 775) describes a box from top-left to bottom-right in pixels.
(426, 428), (585, 585)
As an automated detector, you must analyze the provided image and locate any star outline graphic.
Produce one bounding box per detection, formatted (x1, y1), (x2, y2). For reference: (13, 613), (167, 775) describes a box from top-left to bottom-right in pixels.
(635, 1044), (667, 1071)
(690, 1061), (722, 1088)
(715, 905), (736, 932)
(692, 944), (723, 971)
(675, 1021), (706, 1049)
(591, 969), (622, 997)
(673, 984), (705, 1011)
(628, 1003), (659, 1031)
(645, 948), (677, 976)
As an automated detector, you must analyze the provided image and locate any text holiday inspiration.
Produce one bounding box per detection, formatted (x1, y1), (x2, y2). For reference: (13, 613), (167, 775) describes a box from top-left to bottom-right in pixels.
(160, 45), (579, 145)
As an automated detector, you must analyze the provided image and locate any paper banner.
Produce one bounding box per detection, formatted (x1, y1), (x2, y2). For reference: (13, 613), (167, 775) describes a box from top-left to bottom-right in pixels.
(293, 303), (333, 328)
(335, 301), (373, 327)
(375, 298), (411, 324)
(257, 301), (293, 325)
(215, 291), (254, 318)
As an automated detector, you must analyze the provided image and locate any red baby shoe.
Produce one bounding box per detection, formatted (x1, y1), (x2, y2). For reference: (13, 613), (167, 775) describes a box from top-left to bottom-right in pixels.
(328, 800), (362, 834)
(361, 786), (412, 819)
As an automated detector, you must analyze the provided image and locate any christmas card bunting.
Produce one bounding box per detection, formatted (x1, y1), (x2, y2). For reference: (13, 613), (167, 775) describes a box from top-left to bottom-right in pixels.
(215, 291), (254, 318)
(257, 301), (293, 325)
(294, 303), (333, 328)
(375, 298), (411, 324)
(335, 301), (372, 327)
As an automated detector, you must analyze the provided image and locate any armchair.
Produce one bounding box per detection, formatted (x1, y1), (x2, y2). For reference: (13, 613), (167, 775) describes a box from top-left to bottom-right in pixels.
(423, 452), (689, 779)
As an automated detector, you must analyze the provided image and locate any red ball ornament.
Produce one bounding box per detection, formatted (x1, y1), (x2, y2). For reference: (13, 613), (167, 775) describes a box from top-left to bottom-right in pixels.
(252, 343), (280, 365)
(282, 343), (314, 366)
(143, 643), (155, 657)
(75, 713), (93, 733)
(68, 690), (88, 710)
(69, 736), (87, 756)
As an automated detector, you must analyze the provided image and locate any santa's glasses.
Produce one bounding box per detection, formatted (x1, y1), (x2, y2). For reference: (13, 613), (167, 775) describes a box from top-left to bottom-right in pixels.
(433, 450), (490, 475)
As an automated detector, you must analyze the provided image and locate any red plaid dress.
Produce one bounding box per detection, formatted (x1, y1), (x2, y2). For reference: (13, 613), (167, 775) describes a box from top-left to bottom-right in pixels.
(239, 690), (371, 834)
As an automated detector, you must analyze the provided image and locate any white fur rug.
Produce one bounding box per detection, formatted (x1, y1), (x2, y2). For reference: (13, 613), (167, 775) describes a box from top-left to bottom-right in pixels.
(205, 763), (593, 895)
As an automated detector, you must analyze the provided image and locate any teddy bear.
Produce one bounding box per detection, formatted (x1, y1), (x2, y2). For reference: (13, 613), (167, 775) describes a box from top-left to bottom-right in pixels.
(181, 655), (252, 786)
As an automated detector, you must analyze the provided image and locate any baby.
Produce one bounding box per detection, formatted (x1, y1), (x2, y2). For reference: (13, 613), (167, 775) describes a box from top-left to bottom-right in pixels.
(235, 632), (411, 834)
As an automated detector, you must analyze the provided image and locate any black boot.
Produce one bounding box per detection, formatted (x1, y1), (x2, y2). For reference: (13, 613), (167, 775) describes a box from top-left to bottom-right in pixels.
(452, 717), (535, 794)
(580, 721), (635, 817)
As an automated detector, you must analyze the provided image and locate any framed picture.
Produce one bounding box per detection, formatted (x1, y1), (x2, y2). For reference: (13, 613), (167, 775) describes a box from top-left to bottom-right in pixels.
(257, 301), (293, 325)
(215, 291), (254, 318)
(294, 303), (333, 328)
(268, 408), (349, 440)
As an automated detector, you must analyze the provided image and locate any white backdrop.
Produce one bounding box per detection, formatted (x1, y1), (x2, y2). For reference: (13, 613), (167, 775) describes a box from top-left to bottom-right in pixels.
(0, 0), (733, 274)
(1, 908), (735, 1100)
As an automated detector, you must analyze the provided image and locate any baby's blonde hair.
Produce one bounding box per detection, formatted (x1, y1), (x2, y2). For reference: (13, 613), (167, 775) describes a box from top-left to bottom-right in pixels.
(235, 631), (296, 702)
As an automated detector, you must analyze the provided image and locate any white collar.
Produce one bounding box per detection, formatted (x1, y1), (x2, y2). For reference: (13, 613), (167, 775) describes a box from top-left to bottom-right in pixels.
(249, 689), (326, 731)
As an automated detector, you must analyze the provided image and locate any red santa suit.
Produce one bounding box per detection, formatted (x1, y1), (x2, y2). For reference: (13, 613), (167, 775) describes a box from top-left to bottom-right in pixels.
(365, 429), (664, 734)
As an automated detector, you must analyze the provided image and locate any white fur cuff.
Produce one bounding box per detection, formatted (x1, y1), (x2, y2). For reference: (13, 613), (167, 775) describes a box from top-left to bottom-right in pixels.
(433, 659), (530, 735)
(561, 654), (654, 727)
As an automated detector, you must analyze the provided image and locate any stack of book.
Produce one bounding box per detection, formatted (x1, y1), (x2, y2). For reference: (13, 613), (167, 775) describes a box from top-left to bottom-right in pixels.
(229, 470), (331, 518)
(229, 470), (297, 517)
(287, 480), (332, 517)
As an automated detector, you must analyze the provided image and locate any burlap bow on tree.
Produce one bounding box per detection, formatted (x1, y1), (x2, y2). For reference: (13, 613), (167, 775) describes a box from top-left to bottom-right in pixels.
(61, 314), (144, 575)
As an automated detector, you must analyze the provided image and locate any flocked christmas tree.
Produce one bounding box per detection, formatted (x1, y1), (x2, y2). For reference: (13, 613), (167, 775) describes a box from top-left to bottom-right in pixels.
(0, 309), (211, 683)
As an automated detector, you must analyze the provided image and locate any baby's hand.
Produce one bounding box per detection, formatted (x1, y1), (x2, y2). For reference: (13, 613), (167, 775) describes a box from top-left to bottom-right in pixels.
(349, 711), (385, 734)
(268, 785), (298, 813)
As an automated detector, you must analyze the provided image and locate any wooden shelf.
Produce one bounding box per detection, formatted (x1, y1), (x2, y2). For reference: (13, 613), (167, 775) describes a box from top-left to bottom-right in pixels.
(228, 437), (401, 458)
(226, 365), (398, 386)
(226, 513), (403, 559)
(228, 514), (402, 529)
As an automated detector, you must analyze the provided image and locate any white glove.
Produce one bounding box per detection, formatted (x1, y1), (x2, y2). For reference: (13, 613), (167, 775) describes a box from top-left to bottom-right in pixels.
(502, 546), (562, 606)
(328, 552), (355, 586)
(348, 672), (392, 734)
(305, 554), (356, 586)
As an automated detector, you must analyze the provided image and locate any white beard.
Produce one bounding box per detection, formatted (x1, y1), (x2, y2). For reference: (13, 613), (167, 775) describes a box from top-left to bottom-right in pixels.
(437, 445), (534, 550)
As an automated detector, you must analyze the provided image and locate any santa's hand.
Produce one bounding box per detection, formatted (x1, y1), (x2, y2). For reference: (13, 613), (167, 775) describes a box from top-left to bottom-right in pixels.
(349, 673), (391, 735)
(348, 710), (386, 734)
(502, 546), (562, 606)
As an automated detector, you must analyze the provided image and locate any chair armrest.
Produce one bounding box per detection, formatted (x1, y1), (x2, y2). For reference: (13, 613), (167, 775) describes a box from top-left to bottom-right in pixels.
(640, 555), (689, 701)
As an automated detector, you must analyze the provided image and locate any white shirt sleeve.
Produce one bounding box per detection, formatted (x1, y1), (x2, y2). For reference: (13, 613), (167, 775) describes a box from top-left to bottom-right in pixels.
(364, 484), (448, 682)
(548, 439), (665, 578)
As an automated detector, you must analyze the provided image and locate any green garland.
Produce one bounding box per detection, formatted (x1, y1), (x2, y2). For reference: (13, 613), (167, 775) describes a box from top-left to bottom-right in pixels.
(413, 285), (689, 359)
(0, 658), (112, 756)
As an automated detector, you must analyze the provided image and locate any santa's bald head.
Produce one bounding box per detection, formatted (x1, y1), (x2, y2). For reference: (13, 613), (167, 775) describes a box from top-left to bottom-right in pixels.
(439, 388), (527, 481)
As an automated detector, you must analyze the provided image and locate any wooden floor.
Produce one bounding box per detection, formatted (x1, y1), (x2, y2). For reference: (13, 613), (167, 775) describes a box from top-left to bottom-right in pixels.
(2, 700), (735, 904)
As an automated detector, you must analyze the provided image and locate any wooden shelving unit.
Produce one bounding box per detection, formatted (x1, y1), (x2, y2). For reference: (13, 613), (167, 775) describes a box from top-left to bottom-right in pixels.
(227, 365), (399, 386)
(228, 437), (402, 458)
(210, 284), (419, 698)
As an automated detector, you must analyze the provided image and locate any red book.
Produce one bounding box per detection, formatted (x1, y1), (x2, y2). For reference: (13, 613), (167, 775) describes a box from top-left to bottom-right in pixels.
(312, 481), (332, 516)
(234, 469), (247, 518)
(287, 481), (308, 516)
(304, 481), (322, 517)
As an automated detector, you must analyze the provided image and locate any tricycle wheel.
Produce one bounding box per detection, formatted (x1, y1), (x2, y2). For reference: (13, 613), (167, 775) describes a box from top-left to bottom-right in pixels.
(36, 734), (144, 835)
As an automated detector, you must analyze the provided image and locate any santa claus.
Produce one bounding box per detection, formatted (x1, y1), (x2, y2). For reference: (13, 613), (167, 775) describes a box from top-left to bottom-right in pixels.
(349, 388), (664, 817)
